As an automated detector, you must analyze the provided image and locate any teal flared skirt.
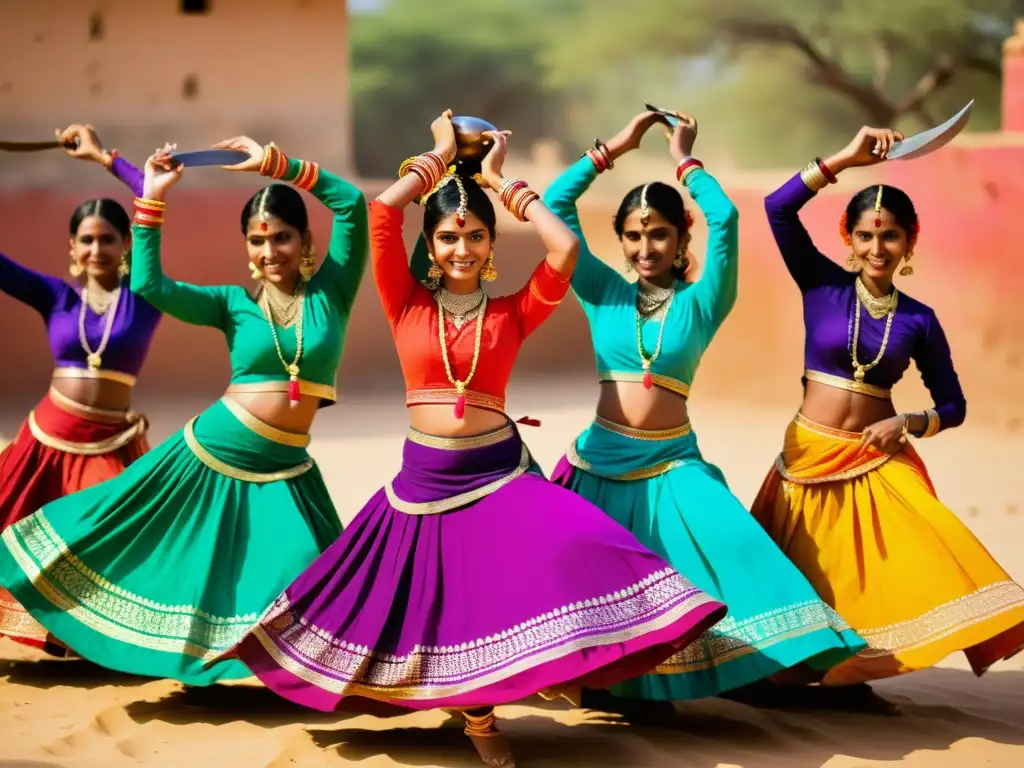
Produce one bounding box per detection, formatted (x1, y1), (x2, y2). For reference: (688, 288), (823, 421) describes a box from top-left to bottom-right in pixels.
(551, 416), (867, 701)
(0, 398), (343, 684)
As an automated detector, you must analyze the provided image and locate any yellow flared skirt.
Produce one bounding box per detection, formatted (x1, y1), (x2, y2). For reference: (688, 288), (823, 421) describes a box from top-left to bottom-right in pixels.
(751, 414), (1024, 685)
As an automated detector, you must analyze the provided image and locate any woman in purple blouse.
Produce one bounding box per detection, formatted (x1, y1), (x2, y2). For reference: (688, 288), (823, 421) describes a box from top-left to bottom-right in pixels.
(749, 125), (1024, 709)
(0, 124), (161, 652)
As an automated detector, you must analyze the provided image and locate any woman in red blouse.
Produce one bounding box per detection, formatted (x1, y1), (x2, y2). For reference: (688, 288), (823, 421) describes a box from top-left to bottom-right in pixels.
(221, 112), (726, 767)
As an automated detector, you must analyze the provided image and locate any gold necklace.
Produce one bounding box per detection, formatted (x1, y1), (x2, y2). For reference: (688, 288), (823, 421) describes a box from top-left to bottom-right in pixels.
(259, 285), (305, 406)
(636, 285), (674, 389)
(855, 277), (898, 320)
(78, 284), (122, 369)
(636, 283), (674, 319)
(851, 282), (897, 382)
(436, 292), (488, 419)
(437, 287), (485, 329)
(263, 283), (302, 328)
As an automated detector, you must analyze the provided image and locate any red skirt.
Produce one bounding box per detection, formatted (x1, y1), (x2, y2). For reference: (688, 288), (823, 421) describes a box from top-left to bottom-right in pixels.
(0, 390), (149, 652)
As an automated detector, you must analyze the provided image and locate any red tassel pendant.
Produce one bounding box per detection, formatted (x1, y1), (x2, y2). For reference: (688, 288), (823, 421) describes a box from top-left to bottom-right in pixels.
(288, 375), (301, 407)
(643, 371), (653, 389)
(454, 394), (466, 419)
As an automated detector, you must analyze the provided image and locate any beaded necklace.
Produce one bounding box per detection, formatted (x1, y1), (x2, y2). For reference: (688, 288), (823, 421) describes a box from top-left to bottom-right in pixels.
(436, 292), (488, 418)
(259, 284), (306, 406)
(635, 284), (674, 389)
(850, 278), (897, 382)
(78, 283), (123, 370)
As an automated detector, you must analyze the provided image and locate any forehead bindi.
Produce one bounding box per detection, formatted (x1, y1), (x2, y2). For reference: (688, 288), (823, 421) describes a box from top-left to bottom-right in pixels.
(854, 209), (900, 232)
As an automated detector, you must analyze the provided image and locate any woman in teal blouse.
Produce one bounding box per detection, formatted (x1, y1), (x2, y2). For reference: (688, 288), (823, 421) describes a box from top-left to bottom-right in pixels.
(0, 139), (366, 684)
(546, 111), (865, 711)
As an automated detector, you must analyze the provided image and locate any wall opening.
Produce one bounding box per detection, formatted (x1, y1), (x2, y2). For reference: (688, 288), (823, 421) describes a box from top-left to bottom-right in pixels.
(181, 0), (209, 13)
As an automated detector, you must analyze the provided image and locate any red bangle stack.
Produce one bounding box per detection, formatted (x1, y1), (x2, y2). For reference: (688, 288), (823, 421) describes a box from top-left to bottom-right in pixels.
(816, 157), (837, 184)
(498, 177), (540, 222)
(259, 143), (290, 180)
(289, 159), (320, 191)
(676, 157), (704, 183)
(133, 197), (166, 229)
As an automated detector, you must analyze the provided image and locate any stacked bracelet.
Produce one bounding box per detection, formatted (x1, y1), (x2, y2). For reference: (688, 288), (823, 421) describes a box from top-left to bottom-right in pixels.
(921, 409), (941, 438)
(259, 142), (290, 180)
(498, 177), (540, 222)
(799, 157), (837, 192)
(133, 197), (166, 229)
(101, 149), (119, 172)
(676, 157), (704, 184)
(288, 159), (320, 191)
(398, 151), (448, 197)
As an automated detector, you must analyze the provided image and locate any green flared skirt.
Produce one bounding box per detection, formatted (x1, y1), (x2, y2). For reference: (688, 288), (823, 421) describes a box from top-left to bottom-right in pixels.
(551, 417), (867, 701)
(0, 398), (343, 685)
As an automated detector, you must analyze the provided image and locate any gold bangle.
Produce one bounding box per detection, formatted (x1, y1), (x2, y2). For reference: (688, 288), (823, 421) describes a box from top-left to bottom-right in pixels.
(922, 409), (941, 438)
(799, 160), (829, 192)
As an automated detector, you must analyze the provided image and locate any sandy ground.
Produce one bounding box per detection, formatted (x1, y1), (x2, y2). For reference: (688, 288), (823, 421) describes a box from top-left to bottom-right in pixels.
(2, 386), (1023, 767)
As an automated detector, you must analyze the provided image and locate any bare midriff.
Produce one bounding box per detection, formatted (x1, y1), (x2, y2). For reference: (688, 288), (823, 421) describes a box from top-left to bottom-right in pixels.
(800, 380), (897, 433)
(596, 381), (690, 431)
(408, 403), (510, 437)
(224, 389), (322, 436)
(50, 376), (133, 418)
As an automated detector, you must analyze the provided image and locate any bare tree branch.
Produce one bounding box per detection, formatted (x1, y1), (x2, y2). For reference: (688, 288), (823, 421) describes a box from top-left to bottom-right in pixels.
(872, 36), (892, 91)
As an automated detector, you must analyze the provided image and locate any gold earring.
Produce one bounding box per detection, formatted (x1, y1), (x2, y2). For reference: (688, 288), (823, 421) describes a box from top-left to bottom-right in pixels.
(425, 259), (443, 289)
(899, 252), (914, 277)
(673, 246), (685, 270)
(118, 250), (130, 278)
(480, 252), (498, 282)
(300, 244), (316, 282)
(846, 252), (861, 271)
(249, 261), (264, 281)
(69, 251), (84, 278)
(624, 259), (633, 273)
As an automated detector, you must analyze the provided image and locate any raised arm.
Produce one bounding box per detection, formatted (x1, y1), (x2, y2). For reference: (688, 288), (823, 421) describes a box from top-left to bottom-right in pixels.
(685, 167), (739, 328)
(542, 156), (620, 304)
(368, 200), (418, 329)
(511, 259), (572, 338)
(911, 311), (967, 435)
(274, 155), (368, 312)
(58, 124), (144, 198)
(129, 152), (230, 328)
(764, 172), (847, 293)
(0, 251), (67, 318)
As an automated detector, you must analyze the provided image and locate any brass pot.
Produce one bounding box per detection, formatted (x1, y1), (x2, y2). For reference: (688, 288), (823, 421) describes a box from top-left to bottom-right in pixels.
(451, 116), (498, 168)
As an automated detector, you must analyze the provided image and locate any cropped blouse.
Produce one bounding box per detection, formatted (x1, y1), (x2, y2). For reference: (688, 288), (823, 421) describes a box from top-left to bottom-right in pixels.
(369, 200), (571, 413)
(765, 172), (966, 432)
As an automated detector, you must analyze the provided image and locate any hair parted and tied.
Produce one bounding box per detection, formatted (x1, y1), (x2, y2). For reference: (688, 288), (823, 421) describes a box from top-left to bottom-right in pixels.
(874, 185), (884, 228)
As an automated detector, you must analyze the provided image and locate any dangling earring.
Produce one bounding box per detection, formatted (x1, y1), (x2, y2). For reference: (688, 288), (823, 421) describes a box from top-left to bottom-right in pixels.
(249, 261), (265, 281)
(480, 252), (498, 282)
(425, 258), (443, 290)
(673, 244), (685, 270)
(846, 252), (861, 271)
(117, 250), (130, 278)
(69, 250), (84, 278)
(623, 259), (633, 273)
(299, 244), (316, 282)
(899, 251), (914, 277)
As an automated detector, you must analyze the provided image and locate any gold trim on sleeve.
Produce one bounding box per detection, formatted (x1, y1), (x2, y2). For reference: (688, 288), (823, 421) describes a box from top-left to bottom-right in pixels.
(528, 277), (562, 306)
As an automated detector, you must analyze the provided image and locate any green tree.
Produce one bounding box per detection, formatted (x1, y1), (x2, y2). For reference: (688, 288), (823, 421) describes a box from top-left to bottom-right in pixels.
(350, 0), (577, 176)
(541, 0), (1022, 166)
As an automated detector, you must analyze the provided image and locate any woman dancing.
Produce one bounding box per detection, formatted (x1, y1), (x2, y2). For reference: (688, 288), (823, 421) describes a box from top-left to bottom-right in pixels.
(749, 125), (1024, 708)
(543, 110), (864, 714)
(0, 136), (366, 683)
(219, 111), (726, 768)
(0, 125), (159, 651)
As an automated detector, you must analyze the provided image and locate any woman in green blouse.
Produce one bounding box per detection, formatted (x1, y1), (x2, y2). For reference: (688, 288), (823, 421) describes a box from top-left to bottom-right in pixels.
(0, 139), (367, 684)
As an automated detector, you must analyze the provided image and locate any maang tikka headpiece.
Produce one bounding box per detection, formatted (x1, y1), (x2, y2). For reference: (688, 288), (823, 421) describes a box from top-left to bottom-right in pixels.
(639, 183), (651, 229)
(419, 165), (477, 227)
(873, 185), (884, 228)
(256, 186), (272, 232)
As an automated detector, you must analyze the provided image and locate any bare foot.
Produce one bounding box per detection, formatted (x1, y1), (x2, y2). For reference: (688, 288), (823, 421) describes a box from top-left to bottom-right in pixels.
(463, 709), (516, 767)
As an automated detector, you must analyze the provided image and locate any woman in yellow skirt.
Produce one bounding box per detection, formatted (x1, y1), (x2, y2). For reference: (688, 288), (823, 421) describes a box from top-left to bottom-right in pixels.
(750, 125), (1024, 708)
